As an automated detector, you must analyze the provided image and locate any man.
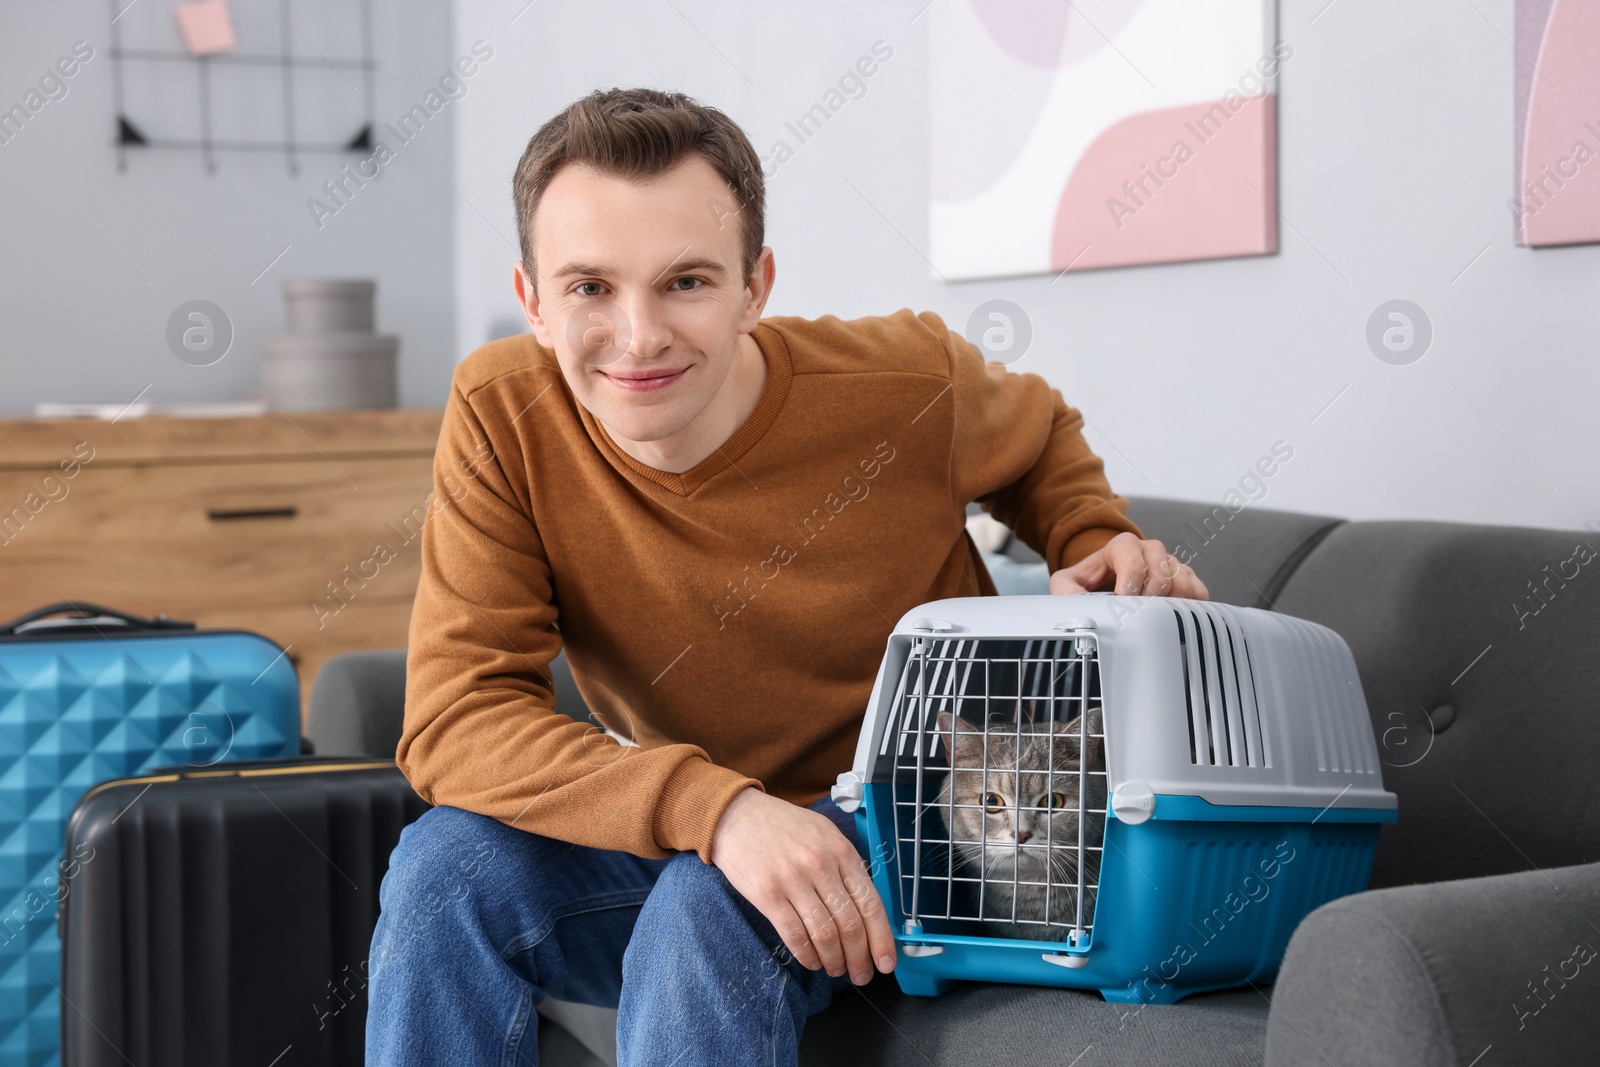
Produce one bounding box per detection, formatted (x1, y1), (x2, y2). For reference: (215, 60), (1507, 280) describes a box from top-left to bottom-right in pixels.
(367, 87), (1207, 1066)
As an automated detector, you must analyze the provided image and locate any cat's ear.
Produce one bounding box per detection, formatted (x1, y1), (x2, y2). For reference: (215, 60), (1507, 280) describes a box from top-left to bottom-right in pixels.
(1085, 706), (1104, 766)
(936, 711), (982, 760)
(1056, 706), (1105, 765)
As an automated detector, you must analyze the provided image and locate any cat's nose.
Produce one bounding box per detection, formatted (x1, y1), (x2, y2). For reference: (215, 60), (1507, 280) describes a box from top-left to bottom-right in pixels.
(1015, 830), (1032, 844)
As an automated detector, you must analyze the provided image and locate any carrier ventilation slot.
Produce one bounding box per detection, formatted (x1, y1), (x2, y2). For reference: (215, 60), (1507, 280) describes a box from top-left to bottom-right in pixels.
(1174, 608), (1270, 768)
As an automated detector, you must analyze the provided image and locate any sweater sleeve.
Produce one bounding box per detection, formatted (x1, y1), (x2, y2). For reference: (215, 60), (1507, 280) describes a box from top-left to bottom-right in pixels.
(396, 376), (761, 861)
(934, 311), (1143, 572)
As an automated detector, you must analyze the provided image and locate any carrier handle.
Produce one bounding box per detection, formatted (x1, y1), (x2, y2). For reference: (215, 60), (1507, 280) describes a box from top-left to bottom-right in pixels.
(0, 602), (197, 637)
(1042, 952), (1091, 969)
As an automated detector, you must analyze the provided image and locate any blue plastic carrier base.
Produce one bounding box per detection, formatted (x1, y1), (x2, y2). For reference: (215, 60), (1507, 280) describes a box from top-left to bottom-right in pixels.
(0, 605), (300, 1067)
(857, 800), (1390, 1002)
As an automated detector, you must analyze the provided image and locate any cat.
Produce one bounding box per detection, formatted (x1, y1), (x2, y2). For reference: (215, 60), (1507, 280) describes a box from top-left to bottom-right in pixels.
(930, 708), (1106, 942)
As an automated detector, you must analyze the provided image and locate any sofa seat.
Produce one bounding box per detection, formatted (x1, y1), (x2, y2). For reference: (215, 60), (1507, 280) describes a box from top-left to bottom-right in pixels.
(307, 496), (1600, 1066)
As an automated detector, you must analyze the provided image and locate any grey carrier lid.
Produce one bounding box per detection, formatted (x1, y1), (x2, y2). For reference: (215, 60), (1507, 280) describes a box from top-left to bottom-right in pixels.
(834, 593), (1398, 819)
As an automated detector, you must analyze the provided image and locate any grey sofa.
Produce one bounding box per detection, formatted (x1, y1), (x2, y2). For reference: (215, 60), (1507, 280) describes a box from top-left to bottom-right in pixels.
(309, 497), (1600, 1065)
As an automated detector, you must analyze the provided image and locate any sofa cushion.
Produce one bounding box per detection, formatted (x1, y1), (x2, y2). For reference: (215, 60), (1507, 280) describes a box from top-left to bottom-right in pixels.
(304, 648), (407, 758)
(305, 645), (591, 759)
(980, 550), (1052, 595)
(800, 980), (1270, 1066)
(1123, 496), (1344, 609)
(530, 980), (1271, 1067)
(973, 496), (1343, 608)
(537, 1000), (617, 1066)
(1272, 520), (1600, 889)
(538, 1013), (611, 1067)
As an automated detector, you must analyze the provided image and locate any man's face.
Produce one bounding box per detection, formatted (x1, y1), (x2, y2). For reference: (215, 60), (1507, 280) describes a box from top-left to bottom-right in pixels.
(517, 155), (769, 447)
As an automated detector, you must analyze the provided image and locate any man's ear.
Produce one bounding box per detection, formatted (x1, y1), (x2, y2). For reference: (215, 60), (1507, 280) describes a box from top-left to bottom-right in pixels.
(736, 246), (776, 334)
(513, 260), (553, 348)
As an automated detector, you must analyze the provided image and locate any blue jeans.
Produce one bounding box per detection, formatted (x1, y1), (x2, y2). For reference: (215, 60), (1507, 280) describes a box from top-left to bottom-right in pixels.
(365, 796), (859, 1065)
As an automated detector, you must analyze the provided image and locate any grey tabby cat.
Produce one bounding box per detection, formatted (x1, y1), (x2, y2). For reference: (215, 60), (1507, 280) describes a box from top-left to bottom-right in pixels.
(932, 708), (1106, 941)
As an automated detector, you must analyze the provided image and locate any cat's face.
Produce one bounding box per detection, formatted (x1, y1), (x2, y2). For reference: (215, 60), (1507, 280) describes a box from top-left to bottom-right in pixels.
(933, 709), (1105, 882)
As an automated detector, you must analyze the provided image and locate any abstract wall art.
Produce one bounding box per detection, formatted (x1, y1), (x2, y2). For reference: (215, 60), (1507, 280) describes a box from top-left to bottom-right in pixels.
(1513, 0), (1600, 248)
(929, 0), (1282, 280)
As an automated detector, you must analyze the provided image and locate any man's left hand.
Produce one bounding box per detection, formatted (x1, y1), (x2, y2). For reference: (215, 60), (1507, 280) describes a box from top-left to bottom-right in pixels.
(1048, 532), (1208, 599)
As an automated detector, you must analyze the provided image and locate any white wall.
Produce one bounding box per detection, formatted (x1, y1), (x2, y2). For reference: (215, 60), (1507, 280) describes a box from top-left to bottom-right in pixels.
(452, 0), (1599, 533)
(0, 0), (458, 412)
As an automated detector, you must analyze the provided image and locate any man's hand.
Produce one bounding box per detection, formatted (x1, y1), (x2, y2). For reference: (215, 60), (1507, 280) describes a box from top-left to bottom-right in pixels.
(1048, 531), (1209, 599)
(709, 788), (896, 985)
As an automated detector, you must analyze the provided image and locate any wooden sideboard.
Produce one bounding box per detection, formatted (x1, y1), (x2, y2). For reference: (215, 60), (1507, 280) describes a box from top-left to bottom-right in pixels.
(0, 409), (445, 720)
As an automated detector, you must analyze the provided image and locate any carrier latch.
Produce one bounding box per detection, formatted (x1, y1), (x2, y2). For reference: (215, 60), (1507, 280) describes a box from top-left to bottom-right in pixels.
(1042, 952), (1091, 969)
(901, 920), (945, 957)
(1111, 781), (1156, 825)
(830, 771), (864, 813)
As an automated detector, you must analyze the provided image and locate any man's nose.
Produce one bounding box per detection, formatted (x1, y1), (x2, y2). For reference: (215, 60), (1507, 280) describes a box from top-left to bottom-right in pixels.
(621, 295), (670, 357)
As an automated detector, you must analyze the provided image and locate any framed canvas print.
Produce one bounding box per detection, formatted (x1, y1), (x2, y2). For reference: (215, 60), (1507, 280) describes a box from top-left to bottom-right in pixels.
(1512, 0), (1600, 248)
(930, 0), (1282, 280)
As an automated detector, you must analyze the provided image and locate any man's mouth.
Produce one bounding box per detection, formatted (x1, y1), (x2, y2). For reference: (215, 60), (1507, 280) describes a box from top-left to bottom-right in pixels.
(602, 367), (688, 392)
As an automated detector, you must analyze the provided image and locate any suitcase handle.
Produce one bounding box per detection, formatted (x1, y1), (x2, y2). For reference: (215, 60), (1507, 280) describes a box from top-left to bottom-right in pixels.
(0, 601), (197, 637)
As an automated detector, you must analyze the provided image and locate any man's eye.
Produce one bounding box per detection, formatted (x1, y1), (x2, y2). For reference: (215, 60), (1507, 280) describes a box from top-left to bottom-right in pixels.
(669, 276), (703, 291)
(575, 282), (604, 297)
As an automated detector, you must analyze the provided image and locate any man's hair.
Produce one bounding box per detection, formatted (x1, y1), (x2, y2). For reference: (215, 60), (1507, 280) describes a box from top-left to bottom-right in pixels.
(512, 87), (765, 291)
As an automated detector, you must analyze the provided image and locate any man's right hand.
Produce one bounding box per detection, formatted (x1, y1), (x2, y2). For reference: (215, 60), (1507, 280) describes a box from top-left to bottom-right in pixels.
(709, 787), (897, 986)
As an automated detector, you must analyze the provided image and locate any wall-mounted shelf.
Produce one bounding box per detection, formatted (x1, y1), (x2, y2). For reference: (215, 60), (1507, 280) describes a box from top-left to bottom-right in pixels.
(108, 0), (376, 175)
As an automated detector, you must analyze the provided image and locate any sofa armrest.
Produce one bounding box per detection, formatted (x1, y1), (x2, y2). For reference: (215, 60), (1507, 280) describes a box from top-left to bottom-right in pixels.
(305, 648), (409, 758)
(305, 646), (596, 759)
(1265, 862), (1600, 1067)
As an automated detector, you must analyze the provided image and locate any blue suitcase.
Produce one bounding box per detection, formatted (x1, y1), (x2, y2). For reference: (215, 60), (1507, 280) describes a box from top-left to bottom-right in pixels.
(0, 603), (302, 1067)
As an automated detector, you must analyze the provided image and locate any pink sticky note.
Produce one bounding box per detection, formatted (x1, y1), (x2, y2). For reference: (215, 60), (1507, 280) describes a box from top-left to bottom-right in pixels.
(176, 1), (238, 57)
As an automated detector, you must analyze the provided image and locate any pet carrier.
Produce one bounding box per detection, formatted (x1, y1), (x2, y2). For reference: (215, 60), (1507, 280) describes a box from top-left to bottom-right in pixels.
(831, 593), (1397, 1003)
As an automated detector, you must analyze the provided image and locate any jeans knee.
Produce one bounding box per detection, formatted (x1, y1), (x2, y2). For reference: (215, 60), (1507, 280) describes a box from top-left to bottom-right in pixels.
(383, 806), (509, 900)
(371, 807), (513, 968)
(625, 853), (768, 974)
(619, 855), (811, 1054)
(639, 853), (739, 922)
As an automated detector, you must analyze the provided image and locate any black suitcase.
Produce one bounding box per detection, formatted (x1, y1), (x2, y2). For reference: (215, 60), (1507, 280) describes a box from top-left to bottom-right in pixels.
(58, 757), (430, 1067)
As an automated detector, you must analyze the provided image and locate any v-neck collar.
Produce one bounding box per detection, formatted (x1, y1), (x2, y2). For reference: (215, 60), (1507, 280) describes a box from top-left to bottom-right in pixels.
(588, 322), (792, 497)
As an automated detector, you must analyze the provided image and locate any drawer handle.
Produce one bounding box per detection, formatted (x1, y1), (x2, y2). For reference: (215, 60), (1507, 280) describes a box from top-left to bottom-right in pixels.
(207, 506), (299, 522)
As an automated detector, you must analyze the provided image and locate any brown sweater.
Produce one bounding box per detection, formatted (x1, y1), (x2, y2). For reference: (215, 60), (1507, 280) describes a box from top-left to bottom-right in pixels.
(398, 308), (1142, 862)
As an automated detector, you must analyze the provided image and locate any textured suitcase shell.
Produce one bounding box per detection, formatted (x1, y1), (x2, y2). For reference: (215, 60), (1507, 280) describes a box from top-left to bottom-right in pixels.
(0, 607), (301, 1067)
(58, 759), (430, 1067)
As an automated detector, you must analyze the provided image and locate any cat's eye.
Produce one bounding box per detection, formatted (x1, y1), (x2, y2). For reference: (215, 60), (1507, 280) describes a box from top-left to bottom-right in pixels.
(1041, 792), (1068, 810)
(982, 792), (1005, 814)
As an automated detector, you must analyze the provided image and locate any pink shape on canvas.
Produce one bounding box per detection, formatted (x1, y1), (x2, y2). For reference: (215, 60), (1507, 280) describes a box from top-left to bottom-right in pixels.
(965, 0), (1148, 69)
(1518, 0), (1600, 247)
(176, 1), (238, 57)
(1050, 94), (1278, 272)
